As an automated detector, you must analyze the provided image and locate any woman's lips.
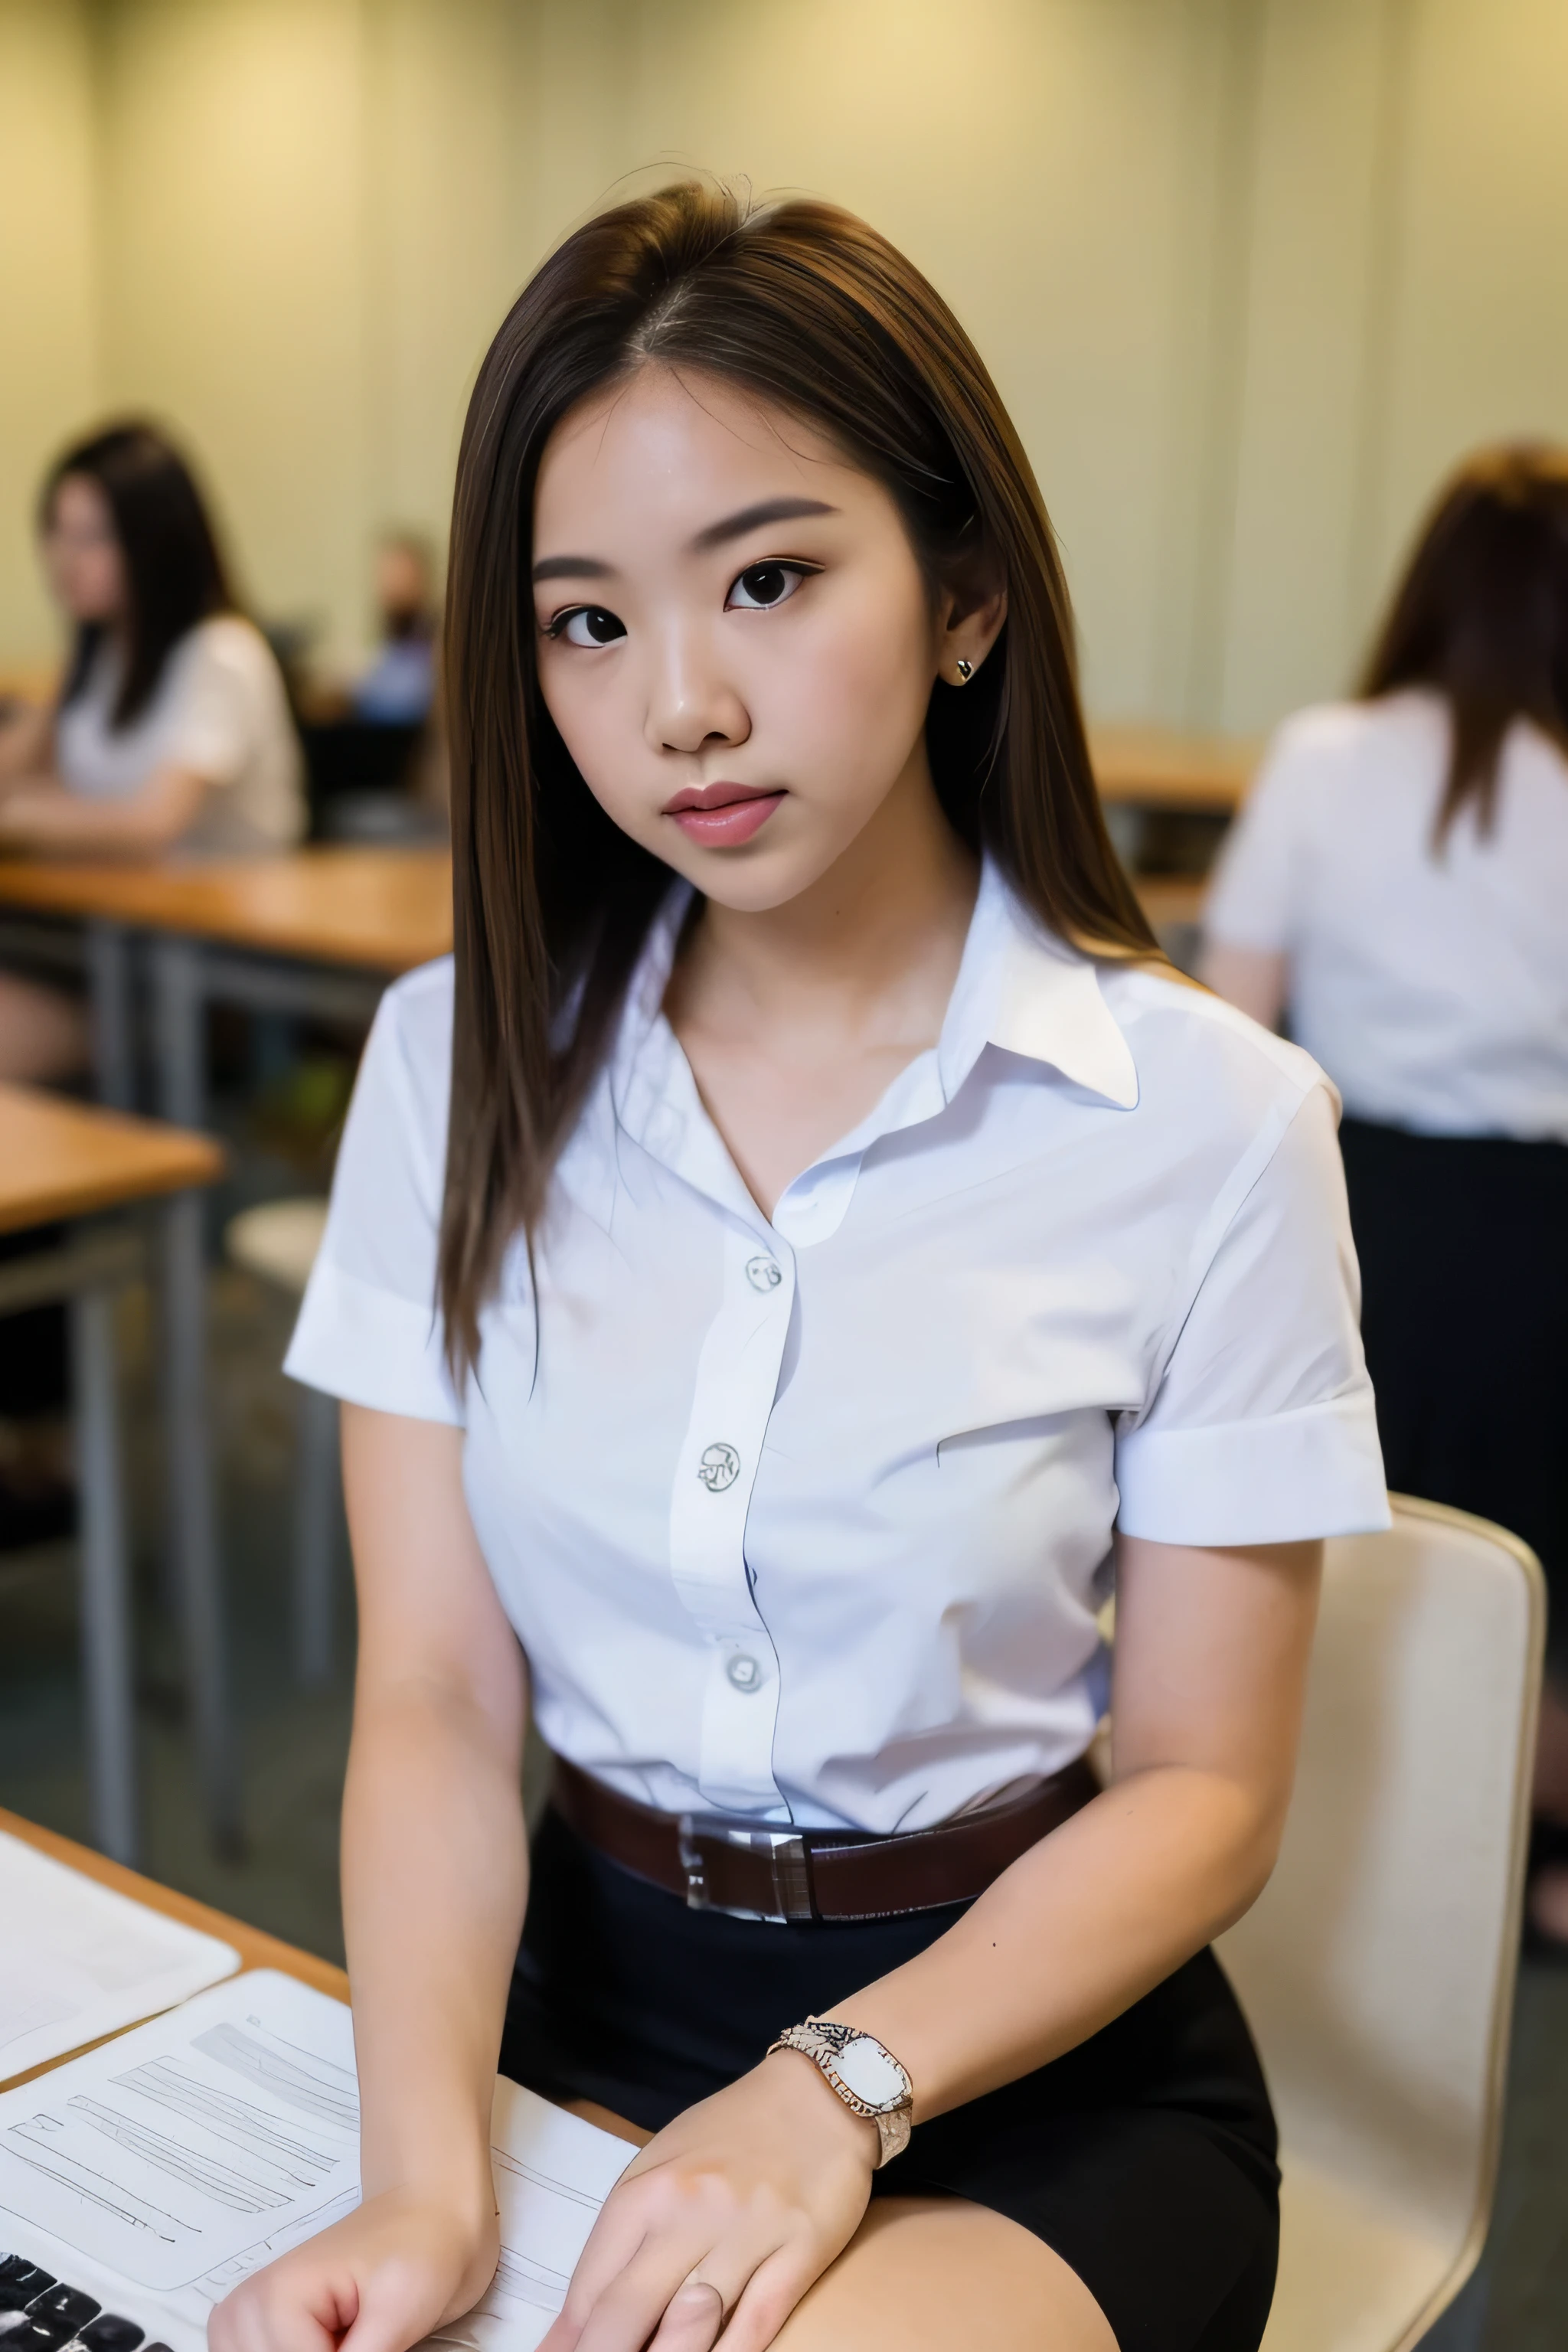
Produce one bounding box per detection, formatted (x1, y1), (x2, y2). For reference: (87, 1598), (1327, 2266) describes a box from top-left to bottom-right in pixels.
(662, 783), (786, 847)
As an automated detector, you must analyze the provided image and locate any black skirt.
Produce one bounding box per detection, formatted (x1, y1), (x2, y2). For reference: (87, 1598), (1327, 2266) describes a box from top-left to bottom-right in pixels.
(501, 1808), (1280, 2352)
(1339, 1116), (1568, 1662)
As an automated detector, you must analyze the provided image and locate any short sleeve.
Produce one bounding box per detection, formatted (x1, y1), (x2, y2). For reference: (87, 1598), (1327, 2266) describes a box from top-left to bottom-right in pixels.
(284, 962), (464, 1424)
(162, 623), (266, 785)
(1203, 720), (1313, 952)
(1113, 1082), (1389, 1546)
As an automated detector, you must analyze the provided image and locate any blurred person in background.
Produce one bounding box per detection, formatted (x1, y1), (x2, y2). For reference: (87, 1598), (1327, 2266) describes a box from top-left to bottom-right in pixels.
(1202, 444), (1568, 1947)
(0, 420), (305, 1080)
(351, 528), (439, 724)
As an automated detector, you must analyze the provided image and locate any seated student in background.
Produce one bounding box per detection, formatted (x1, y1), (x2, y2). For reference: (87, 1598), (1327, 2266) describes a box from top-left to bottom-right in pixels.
(352, 528), (439, 724)
(1203, 443), (1568, 1948)
(0, 420), (305, 1080)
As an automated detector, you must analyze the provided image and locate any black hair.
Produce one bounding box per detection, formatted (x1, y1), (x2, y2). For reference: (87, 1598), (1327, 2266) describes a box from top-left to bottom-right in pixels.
(42, 421), (234, 729)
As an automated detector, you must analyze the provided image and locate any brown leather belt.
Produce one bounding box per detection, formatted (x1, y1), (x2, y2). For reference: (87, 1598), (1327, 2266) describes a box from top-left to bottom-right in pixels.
(550, 1753), (1100, 1924)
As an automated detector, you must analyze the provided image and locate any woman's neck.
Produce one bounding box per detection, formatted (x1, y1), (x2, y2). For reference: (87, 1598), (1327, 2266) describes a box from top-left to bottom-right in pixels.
(664, 756), (980, 1217)
(674, 760), (978, 1050)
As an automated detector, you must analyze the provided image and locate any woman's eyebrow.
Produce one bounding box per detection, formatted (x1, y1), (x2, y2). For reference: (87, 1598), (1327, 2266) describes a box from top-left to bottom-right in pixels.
(689, 497), (839, 552)
(531, 498), (839, 585)
(533, 553), (614, 583)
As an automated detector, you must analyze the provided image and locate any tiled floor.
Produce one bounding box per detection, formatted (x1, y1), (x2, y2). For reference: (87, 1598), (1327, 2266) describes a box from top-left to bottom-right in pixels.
(2, 1258), (1566, 2347)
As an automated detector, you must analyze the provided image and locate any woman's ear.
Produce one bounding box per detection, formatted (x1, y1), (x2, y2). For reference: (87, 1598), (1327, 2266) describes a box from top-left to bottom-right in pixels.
(936, 572), (1008, 689)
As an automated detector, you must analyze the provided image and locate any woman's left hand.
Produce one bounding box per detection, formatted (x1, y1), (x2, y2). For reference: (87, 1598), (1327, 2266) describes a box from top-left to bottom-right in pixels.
(538, 2050), (878, 2352)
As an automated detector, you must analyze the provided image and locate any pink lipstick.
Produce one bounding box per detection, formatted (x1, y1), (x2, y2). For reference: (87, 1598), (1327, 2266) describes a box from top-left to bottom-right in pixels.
(662, 781), (785, 847)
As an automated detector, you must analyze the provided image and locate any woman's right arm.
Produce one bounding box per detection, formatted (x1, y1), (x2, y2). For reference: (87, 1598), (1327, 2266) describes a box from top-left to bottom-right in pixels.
(212, 1403), (530, 2352)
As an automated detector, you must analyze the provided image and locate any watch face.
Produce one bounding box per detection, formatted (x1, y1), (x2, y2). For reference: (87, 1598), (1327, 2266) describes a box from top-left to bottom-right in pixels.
(832, 2035), (909, 2112)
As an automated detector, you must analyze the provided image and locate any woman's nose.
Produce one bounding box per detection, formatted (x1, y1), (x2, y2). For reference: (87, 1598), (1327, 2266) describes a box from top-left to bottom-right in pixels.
(645, 627), (750, 756)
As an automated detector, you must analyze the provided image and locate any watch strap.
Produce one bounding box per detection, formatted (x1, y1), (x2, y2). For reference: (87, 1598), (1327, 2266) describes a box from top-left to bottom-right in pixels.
(768, 2020), (913, 2167)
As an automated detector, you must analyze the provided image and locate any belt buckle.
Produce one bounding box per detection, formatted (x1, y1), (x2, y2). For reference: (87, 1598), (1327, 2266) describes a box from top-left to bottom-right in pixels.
(677, 1816), (813, 1924)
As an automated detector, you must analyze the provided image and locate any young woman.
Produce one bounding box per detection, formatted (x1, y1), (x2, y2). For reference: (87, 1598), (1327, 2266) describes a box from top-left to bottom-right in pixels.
(0, 421), (304, 1079)
(253, 184), (1386, 2352)
(1204, 444), (1568, 1948)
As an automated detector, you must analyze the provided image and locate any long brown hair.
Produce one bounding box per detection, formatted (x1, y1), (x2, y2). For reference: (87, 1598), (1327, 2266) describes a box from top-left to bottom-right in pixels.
(440, 179), (1152, 1376)
(43, 422), (234, 728)
(1361, 441), (1568, 844)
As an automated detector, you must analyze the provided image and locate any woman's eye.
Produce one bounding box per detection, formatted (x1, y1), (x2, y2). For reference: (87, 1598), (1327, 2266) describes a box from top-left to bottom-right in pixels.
(727, 562), (811, 612)
(555, 606), (626, 647)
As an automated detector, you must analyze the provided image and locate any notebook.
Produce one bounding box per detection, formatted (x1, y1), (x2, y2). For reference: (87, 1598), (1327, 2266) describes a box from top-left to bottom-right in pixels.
(0, 1971), (635, 2352)
(0, 1836), (240, 2084)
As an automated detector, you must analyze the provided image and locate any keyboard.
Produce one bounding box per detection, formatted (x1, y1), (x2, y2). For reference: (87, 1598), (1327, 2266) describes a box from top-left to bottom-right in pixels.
(0, 2256), (166, 2352)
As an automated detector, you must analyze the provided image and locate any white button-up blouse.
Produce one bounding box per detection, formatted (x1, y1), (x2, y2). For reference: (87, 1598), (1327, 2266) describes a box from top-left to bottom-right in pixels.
(287, 860), (1387, 1833)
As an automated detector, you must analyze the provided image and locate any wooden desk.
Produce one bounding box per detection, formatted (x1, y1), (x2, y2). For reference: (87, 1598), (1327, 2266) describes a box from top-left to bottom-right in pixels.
(0, 1089), (226, 1866)
(0, 1806), (346, 2096)
(0, 1084), (220, 1235)
(0, 846), (451, 975)
(0, 846), (450, 1123)
(1089, 724), (1259, 815)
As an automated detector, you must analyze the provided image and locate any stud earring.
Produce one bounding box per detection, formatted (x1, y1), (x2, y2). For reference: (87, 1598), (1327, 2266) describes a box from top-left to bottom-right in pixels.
(956, 658), (975, 683)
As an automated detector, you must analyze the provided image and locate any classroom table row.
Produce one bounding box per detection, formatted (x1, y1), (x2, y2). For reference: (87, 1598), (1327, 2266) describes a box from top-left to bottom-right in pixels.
(0, 848), (454, 1867)
(0, 1089), (224, 1864)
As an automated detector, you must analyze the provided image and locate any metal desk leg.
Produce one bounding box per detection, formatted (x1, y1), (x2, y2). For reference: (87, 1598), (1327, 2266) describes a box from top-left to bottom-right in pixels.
(86, 920), (135, 1111)
(150, 933), (242, 1852)
(159, 1189), (242, 1853)
(150, 933), (206, 1131)
(70, 1284), (138, 1865)
(293, 1387), (340, 1686)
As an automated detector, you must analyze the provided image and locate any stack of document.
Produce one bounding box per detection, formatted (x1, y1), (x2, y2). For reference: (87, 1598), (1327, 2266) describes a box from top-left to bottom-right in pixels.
(0, 1967), (634, 2352)
(0, 1834), (240, 2083)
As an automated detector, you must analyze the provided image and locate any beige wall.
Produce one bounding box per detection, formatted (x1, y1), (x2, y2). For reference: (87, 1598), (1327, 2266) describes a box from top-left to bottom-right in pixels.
(0, 0), (98, 668)
(2, 0), (1566, 728)
(95, 0), (368, 653)
(1222, 0), (1568, 728)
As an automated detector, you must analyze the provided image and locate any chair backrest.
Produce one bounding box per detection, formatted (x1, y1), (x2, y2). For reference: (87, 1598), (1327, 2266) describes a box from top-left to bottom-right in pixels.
(1218, 1497), (1544, 2264)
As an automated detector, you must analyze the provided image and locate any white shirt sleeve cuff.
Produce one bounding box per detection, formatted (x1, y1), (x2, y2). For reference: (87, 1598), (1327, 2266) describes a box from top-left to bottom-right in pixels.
(284, 1259), (465, 1426)
(1115, 1393), (1391, 1547)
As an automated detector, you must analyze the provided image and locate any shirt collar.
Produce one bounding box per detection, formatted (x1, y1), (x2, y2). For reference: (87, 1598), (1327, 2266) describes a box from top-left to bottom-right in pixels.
(936, 857), (1140, 1110)
(609, 854), (1139, 1168)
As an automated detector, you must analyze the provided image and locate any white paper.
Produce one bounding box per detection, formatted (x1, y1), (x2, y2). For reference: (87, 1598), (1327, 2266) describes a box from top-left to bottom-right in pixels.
(420, 2084), (635, 2352)
(0, 1834), (240, 2082)
(0, 1970), (635, 2352)
(0, 1971), (362, 2321)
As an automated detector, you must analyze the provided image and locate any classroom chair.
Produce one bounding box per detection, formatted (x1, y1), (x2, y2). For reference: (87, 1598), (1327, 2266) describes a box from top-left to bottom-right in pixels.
(1216, 1496), (1544, 2352)
(224, 1198), (338, 1686)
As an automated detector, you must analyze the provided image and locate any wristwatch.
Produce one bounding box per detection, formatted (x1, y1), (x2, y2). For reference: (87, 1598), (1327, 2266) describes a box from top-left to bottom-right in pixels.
(768, 2018), (914, 2167)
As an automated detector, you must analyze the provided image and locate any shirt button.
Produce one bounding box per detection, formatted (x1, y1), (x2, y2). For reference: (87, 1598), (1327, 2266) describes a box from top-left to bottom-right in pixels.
(727, 1653), (763, 1692)
(746, 1254), (783, 1292)
(697, 1442), (740, 1492)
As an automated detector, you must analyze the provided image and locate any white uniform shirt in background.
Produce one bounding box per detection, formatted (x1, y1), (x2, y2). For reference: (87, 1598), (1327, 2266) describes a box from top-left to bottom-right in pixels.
(55, 615), (305, 854)
(1204, 690), (1568, 1142)
(287, 860), (1387, 1834)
